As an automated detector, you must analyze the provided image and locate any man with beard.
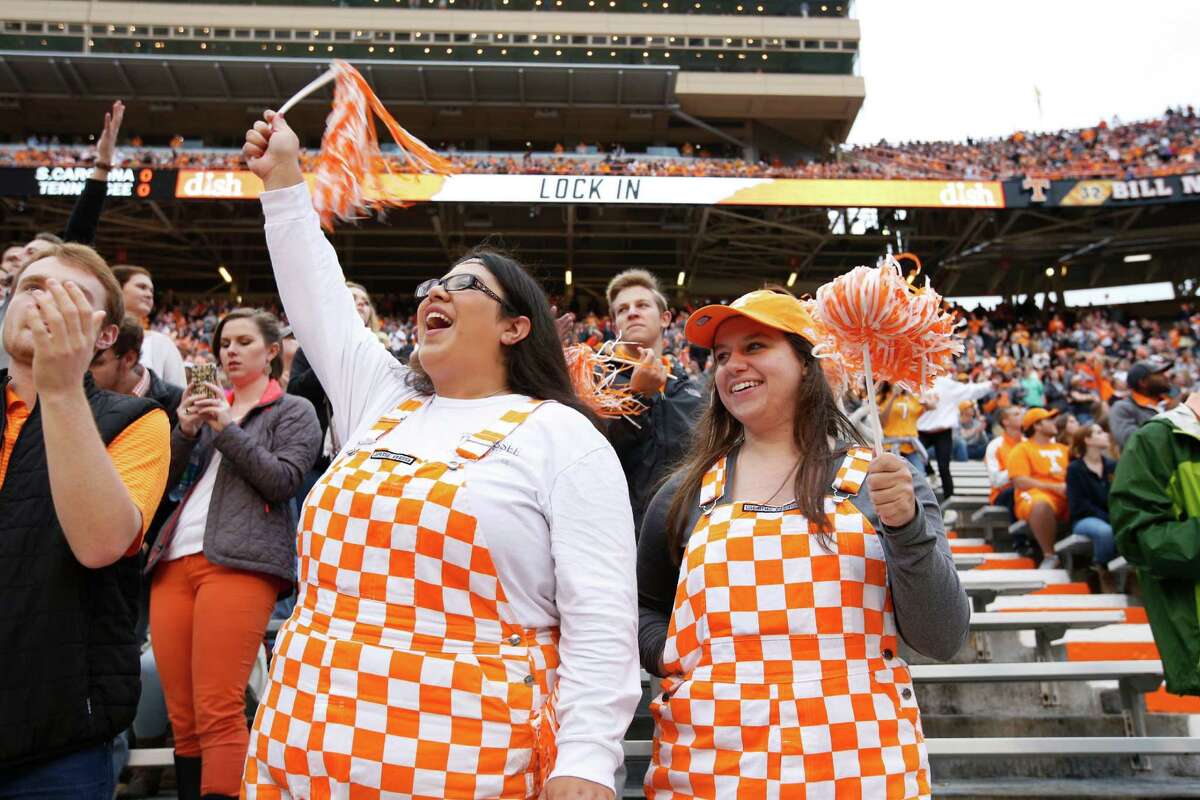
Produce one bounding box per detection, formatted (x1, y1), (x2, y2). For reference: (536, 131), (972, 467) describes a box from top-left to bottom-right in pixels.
(1111, 357), (1173, 449)
(89, 315), (183, 427)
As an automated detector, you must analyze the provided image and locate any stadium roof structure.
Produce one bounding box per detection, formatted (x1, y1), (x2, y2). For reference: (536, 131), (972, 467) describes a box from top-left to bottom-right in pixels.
(0, 51), (679, 110)
(2, 173), (1196, 306)
(0, 47), (861, 150)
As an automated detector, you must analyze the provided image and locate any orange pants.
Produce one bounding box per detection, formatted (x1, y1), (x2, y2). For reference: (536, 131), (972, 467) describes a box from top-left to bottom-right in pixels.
(149, 554), (282, 796)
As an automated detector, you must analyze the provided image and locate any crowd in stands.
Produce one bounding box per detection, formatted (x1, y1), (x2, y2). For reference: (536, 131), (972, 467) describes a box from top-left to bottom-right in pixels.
(4, 105), (1196, 181)
(147, 288), (1200, 577)
(6, 98), (1198, 800)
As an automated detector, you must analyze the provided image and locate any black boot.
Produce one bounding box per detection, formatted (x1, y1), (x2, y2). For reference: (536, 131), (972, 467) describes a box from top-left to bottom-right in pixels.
(200, 795), (237, 800)
(173, 754), (201, 800)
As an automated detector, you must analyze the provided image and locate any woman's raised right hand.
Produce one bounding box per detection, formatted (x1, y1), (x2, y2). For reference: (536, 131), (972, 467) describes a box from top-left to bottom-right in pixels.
(242, 110), (304, 190)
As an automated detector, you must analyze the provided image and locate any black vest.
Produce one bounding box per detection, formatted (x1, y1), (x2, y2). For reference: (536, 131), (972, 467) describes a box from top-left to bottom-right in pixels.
(0, 371), (159, 768)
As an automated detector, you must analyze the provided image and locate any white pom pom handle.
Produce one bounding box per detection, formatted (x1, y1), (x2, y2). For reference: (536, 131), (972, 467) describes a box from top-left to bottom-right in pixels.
(278, 67), (337, 116)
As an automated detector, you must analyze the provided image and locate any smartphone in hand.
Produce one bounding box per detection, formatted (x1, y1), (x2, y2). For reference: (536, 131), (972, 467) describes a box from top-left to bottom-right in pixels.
(185, 363), (218, 400)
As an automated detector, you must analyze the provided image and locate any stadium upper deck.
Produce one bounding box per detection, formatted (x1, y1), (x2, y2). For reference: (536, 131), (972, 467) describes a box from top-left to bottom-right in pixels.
(0, 0), (864, 155)
(106, 0), (852, 14)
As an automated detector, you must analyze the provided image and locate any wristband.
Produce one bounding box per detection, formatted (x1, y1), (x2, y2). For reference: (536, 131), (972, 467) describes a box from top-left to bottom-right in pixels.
(93, 161), (112, 172)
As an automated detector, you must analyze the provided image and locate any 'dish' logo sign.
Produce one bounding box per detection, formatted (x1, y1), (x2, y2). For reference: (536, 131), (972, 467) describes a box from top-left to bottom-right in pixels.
(938, 181), (1000, 207)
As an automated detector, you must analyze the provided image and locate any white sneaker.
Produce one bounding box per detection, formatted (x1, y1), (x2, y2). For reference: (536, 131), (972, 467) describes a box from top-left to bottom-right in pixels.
(1038, 555), (1061, 570)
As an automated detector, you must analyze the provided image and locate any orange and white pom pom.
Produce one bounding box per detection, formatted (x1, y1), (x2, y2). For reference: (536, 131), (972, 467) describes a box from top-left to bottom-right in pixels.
(311, 61), (456, 229)
(800, 298), (852, 395)
(564, 342), (651, 421)
(812, 258), (912, 385)
(813, 255), (964, 452)
(813, 256), (961, 395)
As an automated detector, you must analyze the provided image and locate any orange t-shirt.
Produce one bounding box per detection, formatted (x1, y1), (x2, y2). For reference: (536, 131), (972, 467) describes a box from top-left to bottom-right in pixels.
(1007, 440), (1069, 502)
(1, 386), (170, 555)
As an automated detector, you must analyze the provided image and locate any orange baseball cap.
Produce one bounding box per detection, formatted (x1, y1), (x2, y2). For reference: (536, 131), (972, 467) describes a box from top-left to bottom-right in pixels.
(685, 290), (822, 349)
(1021, 407), (1059, 431)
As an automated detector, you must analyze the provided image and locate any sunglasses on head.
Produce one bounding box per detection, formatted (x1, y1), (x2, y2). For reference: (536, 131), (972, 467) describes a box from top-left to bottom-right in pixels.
(415, 274), (518, 316)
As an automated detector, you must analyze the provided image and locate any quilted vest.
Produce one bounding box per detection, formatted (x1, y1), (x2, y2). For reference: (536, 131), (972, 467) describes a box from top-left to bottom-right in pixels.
(0, 371), (159, 768)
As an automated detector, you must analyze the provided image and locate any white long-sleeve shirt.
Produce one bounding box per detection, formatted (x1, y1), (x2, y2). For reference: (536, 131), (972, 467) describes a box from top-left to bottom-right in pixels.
(140, 328), (187, 388)
(261, 182), (639, 791)
(984, 436), (1008, 488)
(917, 376), (995, 433)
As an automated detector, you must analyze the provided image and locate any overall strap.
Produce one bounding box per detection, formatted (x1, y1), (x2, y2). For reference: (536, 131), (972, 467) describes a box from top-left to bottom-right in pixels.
(455, 399), (547, 461)
(697, 455), (729, 514)
(367, 397), (426, 439)
(831, 447), (873, 498)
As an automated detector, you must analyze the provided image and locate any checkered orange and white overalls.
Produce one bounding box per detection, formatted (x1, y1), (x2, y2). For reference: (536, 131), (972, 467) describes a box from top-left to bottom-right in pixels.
(244, 397), (562, 799)
(646, 448), (931, 799)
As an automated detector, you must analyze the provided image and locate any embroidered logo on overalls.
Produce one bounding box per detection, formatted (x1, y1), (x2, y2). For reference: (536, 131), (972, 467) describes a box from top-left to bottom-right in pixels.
(367, 449), (416, 464)
(740, 500), (801, 514)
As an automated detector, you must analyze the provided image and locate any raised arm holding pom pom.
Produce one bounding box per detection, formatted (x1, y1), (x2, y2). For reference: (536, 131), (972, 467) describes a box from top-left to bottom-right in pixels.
(243, 110), (304, 191)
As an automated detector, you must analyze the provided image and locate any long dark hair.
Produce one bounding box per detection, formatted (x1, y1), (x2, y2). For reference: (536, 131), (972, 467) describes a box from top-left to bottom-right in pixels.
(406, 247), (598, 425)
(664, 331), (863, 561)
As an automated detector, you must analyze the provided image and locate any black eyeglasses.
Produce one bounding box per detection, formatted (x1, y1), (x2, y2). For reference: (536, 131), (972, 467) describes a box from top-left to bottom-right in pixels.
(415, 274), (517, 315)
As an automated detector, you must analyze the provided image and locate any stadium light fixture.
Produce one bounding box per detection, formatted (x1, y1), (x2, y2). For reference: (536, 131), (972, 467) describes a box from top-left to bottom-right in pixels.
(218, 266), (233, 284)
(565, 269), (573, 286)
(1044, 267), (1055, 278)
(1123, 253), (1152, 263)
(1060, 265), (1068, 277)
(677, 271), (686, 287)
(787, 272), (798, 288)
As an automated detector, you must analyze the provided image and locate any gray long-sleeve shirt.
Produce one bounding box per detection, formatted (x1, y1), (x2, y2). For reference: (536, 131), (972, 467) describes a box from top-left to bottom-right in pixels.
(1110, 396), (1160, 449)
(636, 444), (970, 676)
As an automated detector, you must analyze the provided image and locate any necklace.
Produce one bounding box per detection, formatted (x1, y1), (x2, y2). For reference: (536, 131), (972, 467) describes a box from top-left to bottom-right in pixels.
(758, 458), (801, 506)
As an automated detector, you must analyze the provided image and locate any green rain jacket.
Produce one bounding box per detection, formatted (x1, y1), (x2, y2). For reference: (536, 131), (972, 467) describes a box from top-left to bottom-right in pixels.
(1110, 402), (1200, 696)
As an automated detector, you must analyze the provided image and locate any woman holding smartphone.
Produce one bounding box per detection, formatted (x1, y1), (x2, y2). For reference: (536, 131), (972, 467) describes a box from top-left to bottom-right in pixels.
(145, 308), (320, 800)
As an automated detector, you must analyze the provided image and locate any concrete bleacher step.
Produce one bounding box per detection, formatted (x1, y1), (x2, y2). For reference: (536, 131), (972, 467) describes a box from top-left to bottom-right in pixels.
(932, 777), (1200, 798)
(621, 733), (1200, 795)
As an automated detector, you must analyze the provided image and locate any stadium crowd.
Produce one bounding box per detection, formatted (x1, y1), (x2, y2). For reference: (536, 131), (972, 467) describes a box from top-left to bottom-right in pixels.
(3, 105), (1197, 181)
(0, 101), (1198, 800)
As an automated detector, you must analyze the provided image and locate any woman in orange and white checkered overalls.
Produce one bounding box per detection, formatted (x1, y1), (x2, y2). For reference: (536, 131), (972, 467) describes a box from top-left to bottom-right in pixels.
(636, 290), (970, 799)
(241, 115), (641, 800)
